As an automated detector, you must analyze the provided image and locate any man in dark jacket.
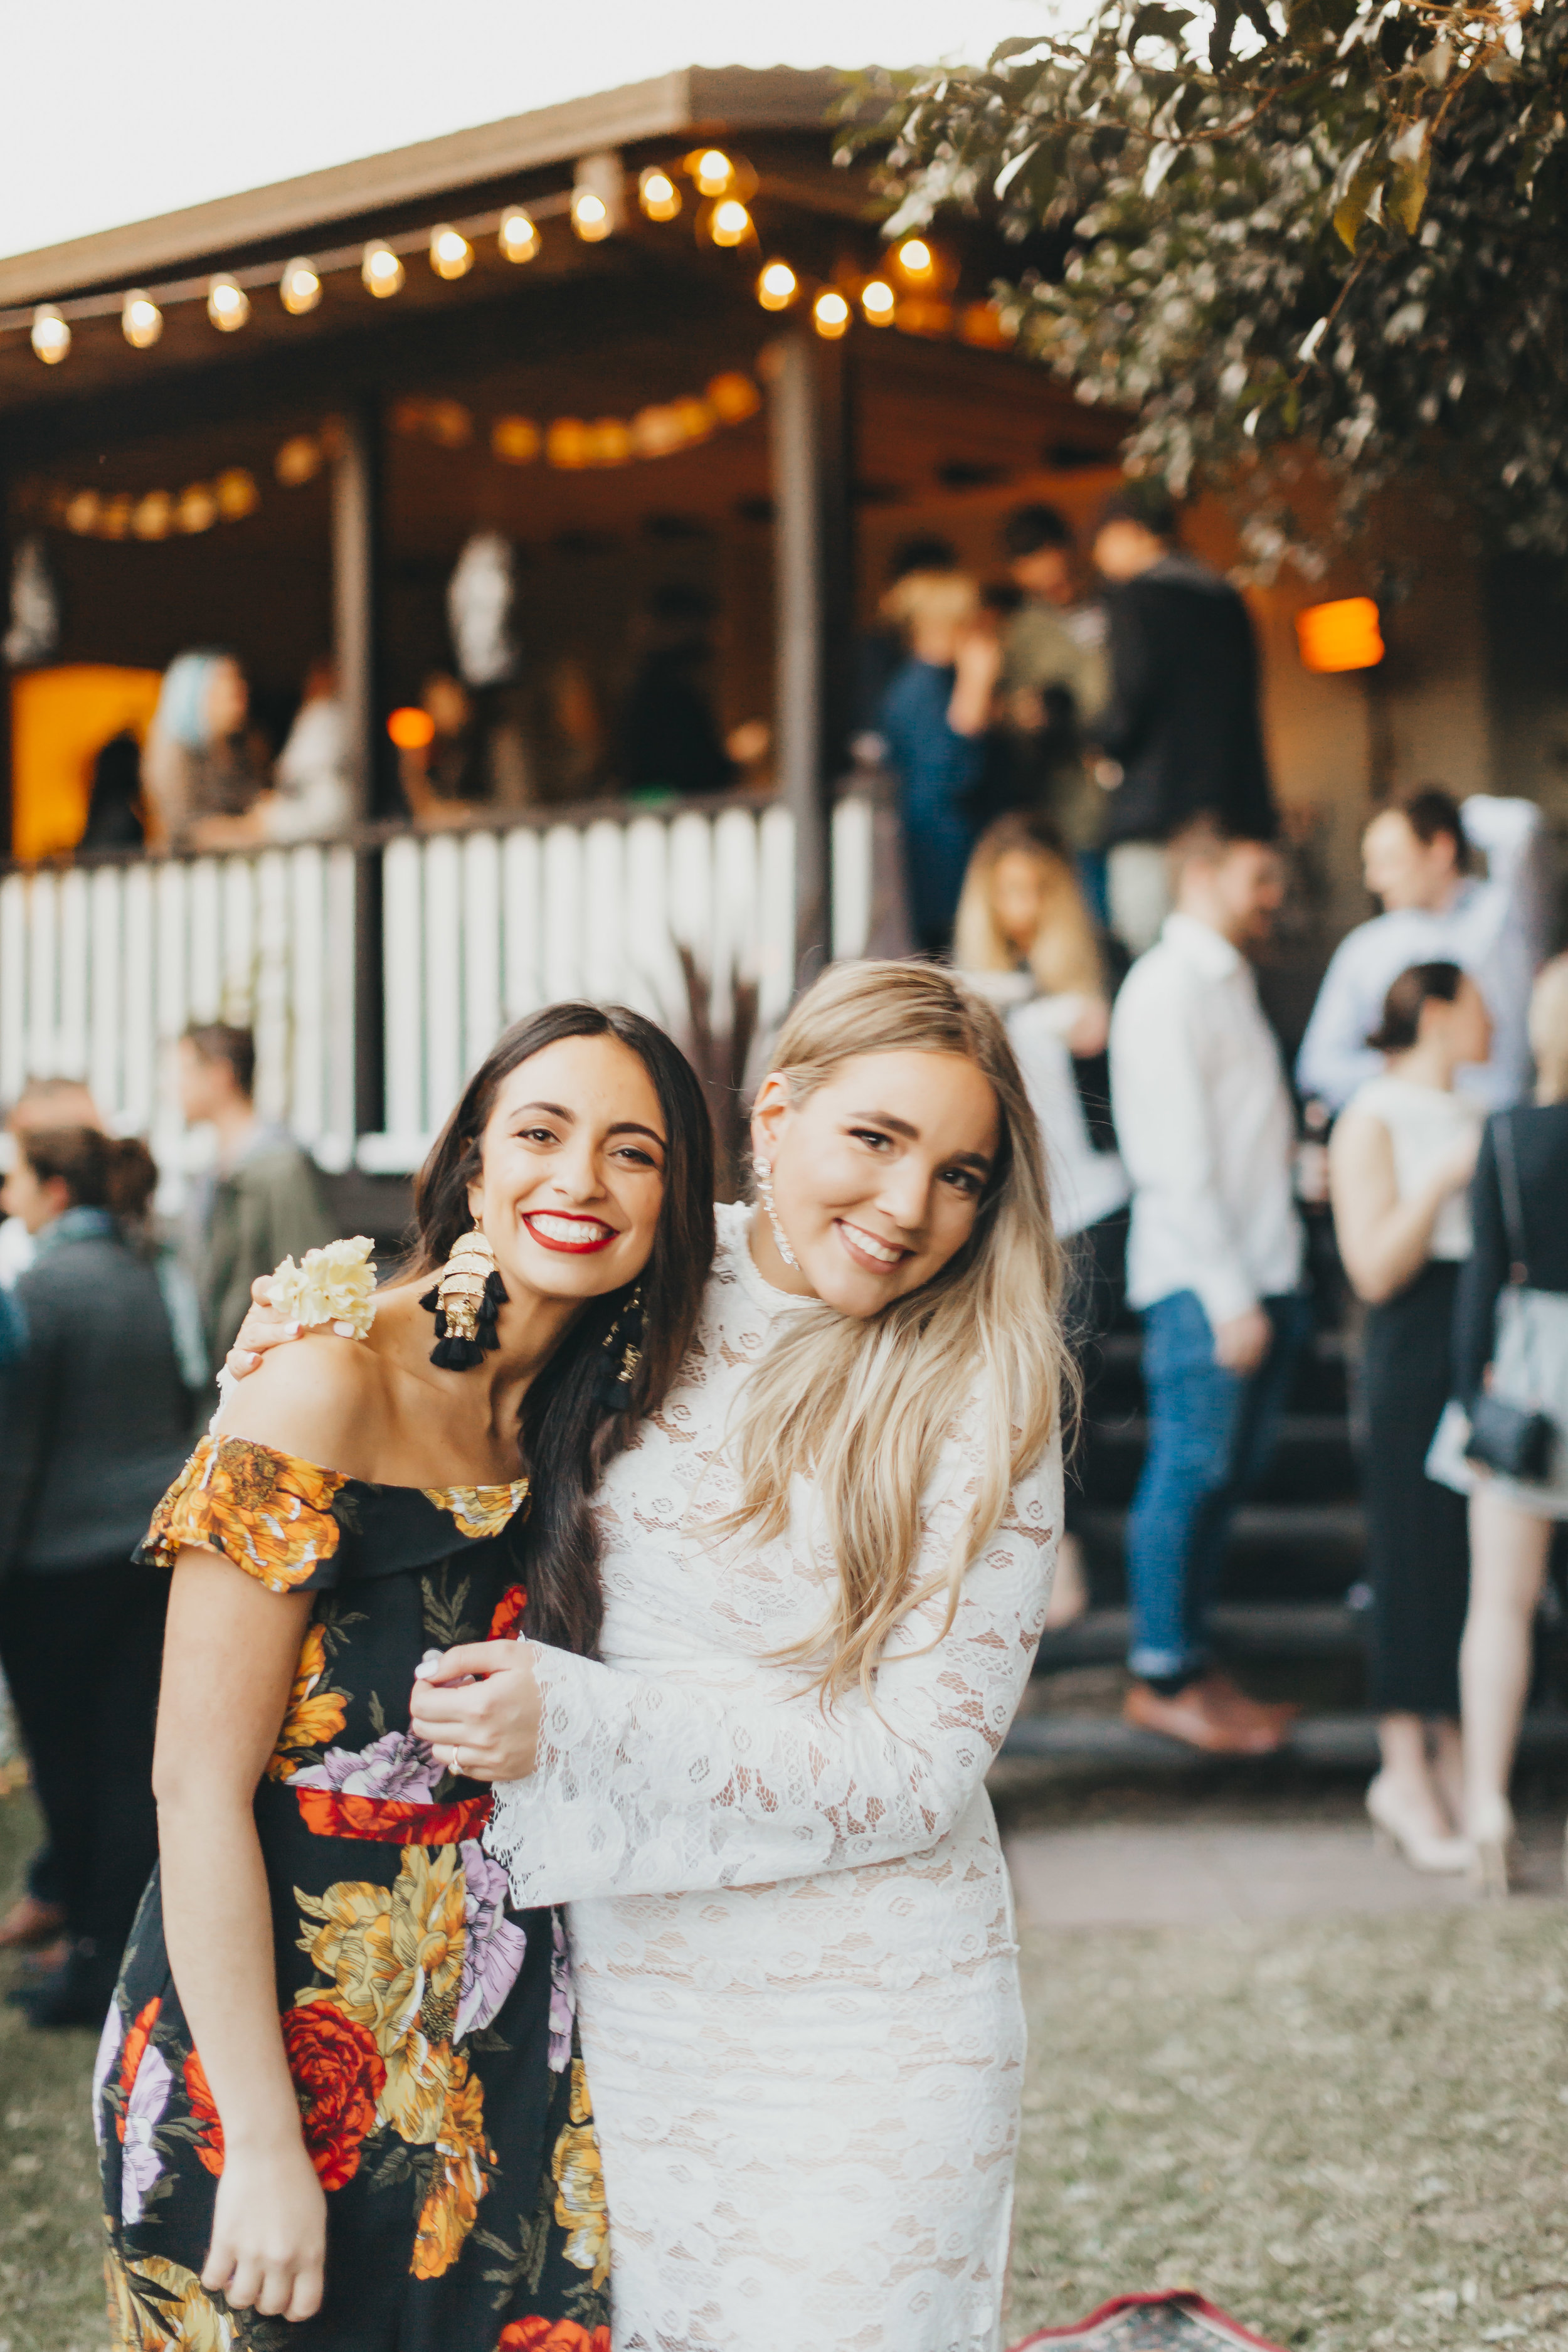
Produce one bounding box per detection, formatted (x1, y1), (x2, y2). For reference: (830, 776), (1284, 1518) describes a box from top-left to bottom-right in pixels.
(1092, 484), (1277, 954)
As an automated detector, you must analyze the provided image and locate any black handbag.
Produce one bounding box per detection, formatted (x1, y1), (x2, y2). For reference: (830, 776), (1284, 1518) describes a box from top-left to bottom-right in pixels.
(1463, 1112), (1557, 1481)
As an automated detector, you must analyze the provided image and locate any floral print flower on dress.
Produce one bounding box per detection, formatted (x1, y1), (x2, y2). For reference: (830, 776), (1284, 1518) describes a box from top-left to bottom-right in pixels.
(455, 1841), (527, 2042)
(497, 2323), (611, 2351)
(120, 2040), (172, 2224)
(489, 1582), (528, 1641)
(411, 2052), (492, 2279)
(548, 1914), (575, 2074)
(108, 2247), (240, 2351)
(281, 2004), (387, 2190)
(92, 2001), (123, 2155)
(292, 1727), (442, 1804)
(551, 2059), (609, 2287)
(266, 1622), (349, 1781)
(423, 1483), (530, 1543)
(143, 1435), (344, 1592)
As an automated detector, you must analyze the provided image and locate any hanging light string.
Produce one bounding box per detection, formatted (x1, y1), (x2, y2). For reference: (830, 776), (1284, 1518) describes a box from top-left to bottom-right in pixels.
(0, 149), (1011, 366)
(27, 368), (768, 543)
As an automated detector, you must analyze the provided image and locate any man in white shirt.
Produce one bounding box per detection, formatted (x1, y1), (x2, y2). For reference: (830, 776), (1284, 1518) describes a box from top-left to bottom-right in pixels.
(1296, 788), (1550, 1113)
(1110, 821), (1311, 1752)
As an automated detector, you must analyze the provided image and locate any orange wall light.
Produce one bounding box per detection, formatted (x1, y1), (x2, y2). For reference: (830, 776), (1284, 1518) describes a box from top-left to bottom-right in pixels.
(1295, 596), (1384, 674)
(387, 706), (436, 750)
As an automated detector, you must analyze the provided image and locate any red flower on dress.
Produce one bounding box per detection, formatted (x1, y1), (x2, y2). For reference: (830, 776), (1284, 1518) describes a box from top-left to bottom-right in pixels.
(183, 2048), (225, 2176)
(293, 1788), (494, 1845)
(497, 2324), (610, 2352)
(489, 1584), (527, 1641)
(115, 1998), (162, 2142)
(279, 2003), (387, 2190)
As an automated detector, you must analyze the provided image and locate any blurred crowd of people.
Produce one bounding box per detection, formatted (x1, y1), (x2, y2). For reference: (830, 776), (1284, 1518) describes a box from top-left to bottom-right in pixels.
(0, 1027), (332, 2023)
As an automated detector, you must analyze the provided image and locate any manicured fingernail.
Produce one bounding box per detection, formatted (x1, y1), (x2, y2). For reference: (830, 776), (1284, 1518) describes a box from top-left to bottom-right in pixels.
(233, 1352), (258, 1372)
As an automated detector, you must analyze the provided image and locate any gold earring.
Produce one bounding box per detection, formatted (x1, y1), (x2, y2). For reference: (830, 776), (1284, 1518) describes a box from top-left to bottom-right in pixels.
(421, 1222), (507, 1369)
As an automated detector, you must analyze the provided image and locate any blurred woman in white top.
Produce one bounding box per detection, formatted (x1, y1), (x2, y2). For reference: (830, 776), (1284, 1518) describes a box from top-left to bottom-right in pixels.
(1329, 961), (1488, 1873)
(955, 816), (1126, 1628)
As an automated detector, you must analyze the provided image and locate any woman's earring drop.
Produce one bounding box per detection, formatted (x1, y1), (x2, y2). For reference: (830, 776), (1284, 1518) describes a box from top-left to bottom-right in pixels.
(753, 1155), (798, 1269)
(421, 1221), (508, 1369)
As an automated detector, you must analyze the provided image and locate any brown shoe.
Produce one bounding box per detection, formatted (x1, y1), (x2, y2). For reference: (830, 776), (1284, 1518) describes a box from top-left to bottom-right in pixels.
(0, 1894), (67, 1952)
(1123, 1677), (1288, 1756)
(1191, 1670), (1297, 1747)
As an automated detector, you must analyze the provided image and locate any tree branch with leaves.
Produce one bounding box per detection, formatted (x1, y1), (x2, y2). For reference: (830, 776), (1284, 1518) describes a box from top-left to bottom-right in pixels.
(849, 1), (1566, 566)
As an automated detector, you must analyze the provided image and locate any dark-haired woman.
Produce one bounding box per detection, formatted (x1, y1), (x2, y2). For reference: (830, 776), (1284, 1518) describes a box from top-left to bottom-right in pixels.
(1329, 961), (1490, 1873)
(0, 1129), (194, 2026)
(98, 1006), (714, 2346)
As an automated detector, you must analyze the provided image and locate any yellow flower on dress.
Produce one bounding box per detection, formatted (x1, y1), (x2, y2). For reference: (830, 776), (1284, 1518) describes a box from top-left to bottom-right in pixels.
(265, 1623), (349, 1781)
(144, 1435), (344, 1592)
(295, 1846), (467, 2144)
(551, 2058), (610, 2287)
(411, 2049), (492, 2279)
(107, 2245), (238, 2351)
(421, 1482), (530, 1542)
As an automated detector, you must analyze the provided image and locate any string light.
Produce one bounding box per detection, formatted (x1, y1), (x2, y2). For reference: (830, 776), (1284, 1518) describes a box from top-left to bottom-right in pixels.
(638, 168), (682, 222)
(207, 276), (250, 331)
(176, 483), (218, 534)
(498, 209), (539, 263)
(812, 289), (850, 340)
(122, 292), (162, 349)
(31, 305), (71, 364)
(430, 225), (473, 280)
(756, 260), (798, 312)
(711, 199), (752, 248)
(388, 707), (436, 750)
(689, 148), (733, 196)
(132, 490), (174, 540)
(861, 278), (895, 324)
(571, 188), (612, 242)
(896, 238), (935, 280)
(491, 415), (541, 464)
(275, 435), (323, 485)
(280, 259), (321, 315)
(362, 241), (405, 297)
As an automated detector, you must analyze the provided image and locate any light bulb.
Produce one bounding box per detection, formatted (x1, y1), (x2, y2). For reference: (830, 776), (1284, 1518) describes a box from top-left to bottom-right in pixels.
(491, 415), (541, 464)
(363, 241), (405, 297)
(430, 225), (473, 280)
(31, 305), (71, 364)
(176, 483), (218, 534)
(756, 260), (798, 312)
(707, 371), (761, 422)
(215, 468), (260, 520)
(638, 168), (681, 222)
(275, 435), (323, 486)
(896, 237), (935, 280)
(571, 188), (612, 242)
(812, 289), (850, 340)
(711, 199), (752, 248)
(691, 147), (733, 196)
(132, 491), (174, 540)
(388, 707), (436, 750)
(861, 278), (896, 324)
(207, 275), (250, 331)
(280, 259), (321, 315)
(122, 292), (162, 349)
(499, 209), (539, 263)
(64, 490), (101, 534)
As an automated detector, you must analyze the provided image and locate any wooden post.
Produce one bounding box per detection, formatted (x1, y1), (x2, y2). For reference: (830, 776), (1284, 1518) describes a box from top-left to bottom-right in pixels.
(331, 398), (383, 822)
(769, 330), (832, 992)
(331, 398), (384, 1143)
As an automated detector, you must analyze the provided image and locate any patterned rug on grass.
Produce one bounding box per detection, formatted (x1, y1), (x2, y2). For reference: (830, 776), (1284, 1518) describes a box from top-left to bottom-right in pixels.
(1010, 2291), (1287, 2349)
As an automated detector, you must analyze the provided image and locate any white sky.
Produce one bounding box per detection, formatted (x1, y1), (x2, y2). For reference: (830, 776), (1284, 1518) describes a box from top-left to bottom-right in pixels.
(0, 3), (1048, 262)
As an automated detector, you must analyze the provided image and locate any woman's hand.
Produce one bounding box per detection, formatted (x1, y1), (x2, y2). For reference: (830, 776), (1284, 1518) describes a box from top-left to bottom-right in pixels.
(201, 2136), (326, 2320)
(411, 1641), (543, 1781)
(226, 1276), (341, 1379)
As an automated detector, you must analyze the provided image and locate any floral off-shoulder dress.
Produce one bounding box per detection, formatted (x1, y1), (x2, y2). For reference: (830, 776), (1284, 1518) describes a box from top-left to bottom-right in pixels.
(97, 1433), (609, 2352)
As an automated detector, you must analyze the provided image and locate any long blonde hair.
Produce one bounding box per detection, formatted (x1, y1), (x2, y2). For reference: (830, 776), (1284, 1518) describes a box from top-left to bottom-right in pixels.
(726, 960), (1074, 1700)
(1530, 954), (1568, 1104)
(951, 815), (1104, 999)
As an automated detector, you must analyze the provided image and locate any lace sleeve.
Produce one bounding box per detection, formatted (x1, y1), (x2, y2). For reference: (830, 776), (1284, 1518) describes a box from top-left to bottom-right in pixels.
(485, 1435), (1061, 1908)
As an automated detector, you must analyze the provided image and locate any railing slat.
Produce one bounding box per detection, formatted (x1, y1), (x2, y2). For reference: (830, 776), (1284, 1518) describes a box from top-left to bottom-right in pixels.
(462, 832), (503, 1078)
(541, 825), (585, 1005)
(26, 871), (58, 1083)
(0, 875), (28, 1105)
(121, 866), (155, 1134)
(187, 859), (223, 1025)
(290, 846), (327, 1145)
(88, 867), (122, 1117)
(501, 827), (543, 1023)
(421, 836), (464, 1133)
(324, 847), (358, 1163)
(381, 836), (425, 1150)
(57, 869), (90, 1079)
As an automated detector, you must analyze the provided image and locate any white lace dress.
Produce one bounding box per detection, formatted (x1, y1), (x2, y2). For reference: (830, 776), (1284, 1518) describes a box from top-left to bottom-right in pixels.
(487, 1204), (1061, 2352)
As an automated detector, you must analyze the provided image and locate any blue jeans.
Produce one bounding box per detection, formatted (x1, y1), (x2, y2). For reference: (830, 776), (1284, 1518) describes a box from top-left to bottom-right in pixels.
(1125, 1288), (1313, 1683)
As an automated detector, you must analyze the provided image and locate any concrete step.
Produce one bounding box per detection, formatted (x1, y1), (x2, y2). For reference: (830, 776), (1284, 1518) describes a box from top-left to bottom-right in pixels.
(1076, 1500), (1365, 1565)
(1002, 1708), (1568, 1770)
(1036, 1602), (1364, 1674)
(1078, 1412), (1357, 1507)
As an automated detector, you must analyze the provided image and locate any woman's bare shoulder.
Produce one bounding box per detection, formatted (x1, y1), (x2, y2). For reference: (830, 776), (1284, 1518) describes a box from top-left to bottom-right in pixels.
(214, 1330), (388, 1471)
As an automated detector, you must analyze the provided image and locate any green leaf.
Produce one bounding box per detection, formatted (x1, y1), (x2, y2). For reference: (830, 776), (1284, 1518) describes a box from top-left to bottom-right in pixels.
(1389, 150), (1431, 235)
(1333, 162), (1382, 250)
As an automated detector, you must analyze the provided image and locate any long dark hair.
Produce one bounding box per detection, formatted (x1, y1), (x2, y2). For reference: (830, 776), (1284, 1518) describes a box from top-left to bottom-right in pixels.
(1366, 960), (1464, 1054)
(409, 1003), (714, 1655)
(21, 1126), (158, 1222)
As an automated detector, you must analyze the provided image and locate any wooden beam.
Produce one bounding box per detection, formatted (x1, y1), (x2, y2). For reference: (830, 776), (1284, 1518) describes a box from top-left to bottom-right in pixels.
(331, 397), (383, 824)
(769, 329), (831, 992)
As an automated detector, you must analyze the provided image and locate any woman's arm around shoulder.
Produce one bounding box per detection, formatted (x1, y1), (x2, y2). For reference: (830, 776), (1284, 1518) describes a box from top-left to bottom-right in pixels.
(214, 1326), (382, 1468)
(474, 1434), (1062, 1910)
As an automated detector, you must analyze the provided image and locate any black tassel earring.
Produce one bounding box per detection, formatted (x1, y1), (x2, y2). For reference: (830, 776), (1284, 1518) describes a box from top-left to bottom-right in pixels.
(421, 1224), (507, 1370)
(596, 1285), (645, 1412)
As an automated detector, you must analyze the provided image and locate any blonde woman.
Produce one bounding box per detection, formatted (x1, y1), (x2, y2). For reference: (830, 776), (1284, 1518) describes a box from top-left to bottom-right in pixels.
(1450, 955), (1568, 1891)
(233, 962), (1068, 2351)
(953, 812), (1111, 1053)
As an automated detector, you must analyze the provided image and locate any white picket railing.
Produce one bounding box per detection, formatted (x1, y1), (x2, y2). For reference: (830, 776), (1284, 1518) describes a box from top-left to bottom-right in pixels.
(0, 794), (877, 1177)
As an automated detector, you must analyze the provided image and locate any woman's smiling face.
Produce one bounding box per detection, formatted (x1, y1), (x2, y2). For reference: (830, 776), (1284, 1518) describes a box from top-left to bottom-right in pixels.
(467, 1033), (667, 1305)
(750, 1048), (1000, 1317)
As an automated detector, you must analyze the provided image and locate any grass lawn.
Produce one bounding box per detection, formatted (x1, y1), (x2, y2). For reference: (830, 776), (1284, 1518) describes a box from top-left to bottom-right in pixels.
(5, 1783), (1568, 2351)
